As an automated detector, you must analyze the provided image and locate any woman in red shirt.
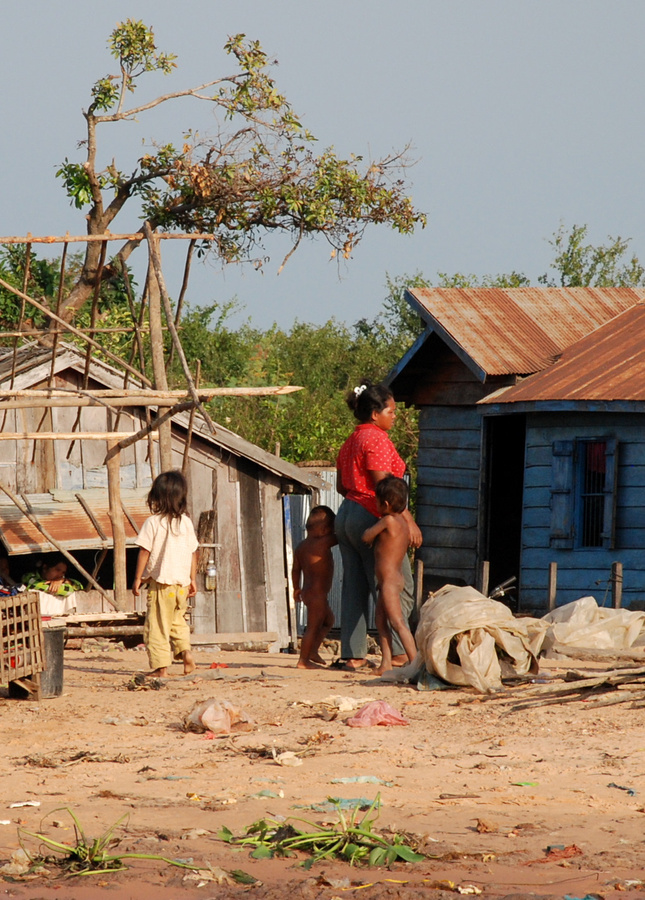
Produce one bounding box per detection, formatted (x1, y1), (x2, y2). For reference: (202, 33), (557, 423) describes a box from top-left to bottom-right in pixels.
(335, 380), (422, 670)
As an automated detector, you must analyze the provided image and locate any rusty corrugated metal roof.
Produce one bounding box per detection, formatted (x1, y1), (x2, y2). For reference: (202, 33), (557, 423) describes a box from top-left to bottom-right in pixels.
(0, 490), (149, 555)
(480, 302), (645, 404)
(407, 287), (645, 376)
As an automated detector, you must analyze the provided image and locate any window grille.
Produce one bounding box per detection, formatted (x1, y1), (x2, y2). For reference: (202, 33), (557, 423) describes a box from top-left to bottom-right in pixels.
(578, 440), (606, 548)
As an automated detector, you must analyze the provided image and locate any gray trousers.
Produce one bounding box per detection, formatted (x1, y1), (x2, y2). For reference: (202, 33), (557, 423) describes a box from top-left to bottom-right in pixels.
(335, 498), (414, 660)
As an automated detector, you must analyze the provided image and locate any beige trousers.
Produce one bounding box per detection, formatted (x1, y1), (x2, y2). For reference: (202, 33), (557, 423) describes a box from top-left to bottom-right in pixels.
(143, 580), (191, 669)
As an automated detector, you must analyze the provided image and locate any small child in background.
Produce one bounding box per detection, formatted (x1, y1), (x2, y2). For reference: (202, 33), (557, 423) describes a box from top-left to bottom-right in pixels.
(362, 476), (417, 675)
(292, 505), (337, 669)
(132, 470), (198, 677)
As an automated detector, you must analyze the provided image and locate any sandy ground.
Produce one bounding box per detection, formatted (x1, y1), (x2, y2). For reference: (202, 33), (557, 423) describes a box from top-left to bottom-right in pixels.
(2, 643), (645, 900)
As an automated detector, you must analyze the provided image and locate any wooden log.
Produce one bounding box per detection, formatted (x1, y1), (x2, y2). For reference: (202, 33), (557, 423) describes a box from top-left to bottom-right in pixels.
(65, 625), (144, 637)
(191, 631), (278, 645)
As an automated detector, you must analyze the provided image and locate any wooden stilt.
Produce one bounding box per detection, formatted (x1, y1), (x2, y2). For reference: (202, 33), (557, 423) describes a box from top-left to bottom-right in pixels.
(106, 435), (128, 612)
(612, 562), (623, 609)
(548, 562), (558, 611)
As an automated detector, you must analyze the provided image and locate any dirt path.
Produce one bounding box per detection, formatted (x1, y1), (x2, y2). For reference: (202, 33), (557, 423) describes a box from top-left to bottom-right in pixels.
(2, 644), (645, 898)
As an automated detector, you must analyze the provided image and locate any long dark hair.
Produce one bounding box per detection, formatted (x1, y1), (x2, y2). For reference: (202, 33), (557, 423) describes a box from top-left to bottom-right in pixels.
(147, 470), (188, 520)
(346, 379), (393, 423)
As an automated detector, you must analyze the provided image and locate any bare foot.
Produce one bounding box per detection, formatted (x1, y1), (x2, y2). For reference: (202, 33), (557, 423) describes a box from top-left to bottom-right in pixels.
(297, 658), (325, 669)
(148, 667), (168, 677)
(182, 650), (196, 675)
(372, 666), (391, 676)
(391, 654), (409, 667)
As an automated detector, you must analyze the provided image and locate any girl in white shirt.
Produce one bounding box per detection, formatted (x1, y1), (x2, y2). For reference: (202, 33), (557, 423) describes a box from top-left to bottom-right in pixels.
(133, 470), (198, 676)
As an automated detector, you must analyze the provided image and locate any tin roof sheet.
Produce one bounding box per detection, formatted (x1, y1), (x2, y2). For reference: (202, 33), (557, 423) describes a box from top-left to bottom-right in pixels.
(406, 287), (645, 376)
(0, 490), (149, 555)
(480, 302), (645, 404)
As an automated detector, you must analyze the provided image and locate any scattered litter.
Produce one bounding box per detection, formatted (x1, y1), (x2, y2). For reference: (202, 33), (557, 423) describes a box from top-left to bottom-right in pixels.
(0, 848), (38, 876)
(102, 716), (148, 726)
(184, 698), (256, 735)
(293, 797), (377, 812)
(457, 886), (482, 895)
(475, 818), (498, 833)
(23, 751), (129, 768)
(416, 667), (452, 691)
(250, 789), (284, 799)
(182, 866), (236, 886)
(439, 793), (480, 800)
(209, 662), (229, 669)
(0, 820), (11, 825)
(527, 844), (583, 864)
(511, 781), (538, 787)
(272, 750), (302, 767)
(331, 776), (393, 786)
(126, 673), (163, 691)
(9, 801), (40, 808)
(181, 828), (211, 840)
(291, 695), (376, 721)
(608, 781), (637, 797)
(346, 701), (409, 727)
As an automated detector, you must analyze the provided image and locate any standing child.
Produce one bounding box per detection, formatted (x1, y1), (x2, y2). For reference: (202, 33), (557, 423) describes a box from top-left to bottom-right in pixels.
(292, 506), (337, 669)
(132, 470), (198, 677)
(362, 476), (417, 675)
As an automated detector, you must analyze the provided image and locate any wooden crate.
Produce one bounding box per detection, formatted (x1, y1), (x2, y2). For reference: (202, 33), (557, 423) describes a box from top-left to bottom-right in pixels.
(0, 591), (44, 699)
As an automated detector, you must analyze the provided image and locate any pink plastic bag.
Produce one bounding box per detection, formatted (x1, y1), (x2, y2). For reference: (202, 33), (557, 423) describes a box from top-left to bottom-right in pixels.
(346, 700), (409, 727)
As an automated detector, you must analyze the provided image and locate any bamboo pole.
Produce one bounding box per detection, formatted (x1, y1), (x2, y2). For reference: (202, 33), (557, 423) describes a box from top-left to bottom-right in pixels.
(104, 401), (194, 461)
(0, 386), (302, 408)
(0, 276), (153, 386)
(145, 250), (173, 469)
(0, 432), (158, 441)
(106, 434), (128, 611)
(144, 223), (217, 440)
(0, 481), (110, 600)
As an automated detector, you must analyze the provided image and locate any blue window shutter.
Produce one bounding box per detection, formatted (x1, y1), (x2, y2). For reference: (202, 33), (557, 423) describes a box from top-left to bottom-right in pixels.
(550, 440), (574, 549)
(601, 438), (618, 550)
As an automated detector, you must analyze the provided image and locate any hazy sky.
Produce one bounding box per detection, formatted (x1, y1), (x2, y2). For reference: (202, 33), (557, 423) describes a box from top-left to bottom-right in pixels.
(2, 1), (645, 330)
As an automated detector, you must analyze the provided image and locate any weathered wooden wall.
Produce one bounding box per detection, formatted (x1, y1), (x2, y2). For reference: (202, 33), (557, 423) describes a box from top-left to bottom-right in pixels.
(416, 405), (482, 588)
(520, 411), (645, 612)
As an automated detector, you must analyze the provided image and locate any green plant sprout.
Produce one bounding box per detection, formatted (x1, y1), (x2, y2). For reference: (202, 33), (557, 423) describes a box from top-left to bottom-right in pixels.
(218, 795), (425, 868)
(18, 807), (222, 878)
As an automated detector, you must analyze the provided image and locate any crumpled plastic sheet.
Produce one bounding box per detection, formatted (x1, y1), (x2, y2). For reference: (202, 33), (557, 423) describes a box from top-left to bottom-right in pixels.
(184, 698), (256, 735)
(345, 700), (409, 727)
(524, 595), (645, 656)
(382, 585), (538, 694)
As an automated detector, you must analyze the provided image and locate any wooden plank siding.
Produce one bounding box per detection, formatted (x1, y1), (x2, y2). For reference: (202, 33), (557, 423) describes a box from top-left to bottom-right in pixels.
(416, 405), (482, 586)
(519, 412), (645, 612)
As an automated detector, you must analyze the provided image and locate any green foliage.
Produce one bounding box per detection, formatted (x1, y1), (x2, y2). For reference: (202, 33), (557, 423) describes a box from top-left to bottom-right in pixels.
(539, 223), (645, 287)
(53, 21), (425, 321)
(18, 807), (215, 878)
(219, 795), (425, 868)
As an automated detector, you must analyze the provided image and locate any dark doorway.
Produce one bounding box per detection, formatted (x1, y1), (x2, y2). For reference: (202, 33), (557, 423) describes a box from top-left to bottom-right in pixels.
(484, 415), (526, 601)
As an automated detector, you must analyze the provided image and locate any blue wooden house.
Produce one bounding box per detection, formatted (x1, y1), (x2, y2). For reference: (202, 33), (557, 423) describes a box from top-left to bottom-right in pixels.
(387, 286), (645, 612)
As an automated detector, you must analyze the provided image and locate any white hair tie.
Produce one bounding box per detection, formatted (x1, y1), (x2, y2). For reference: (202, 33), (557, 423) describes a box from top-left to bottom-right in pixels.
(354, 385), (367, 396)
